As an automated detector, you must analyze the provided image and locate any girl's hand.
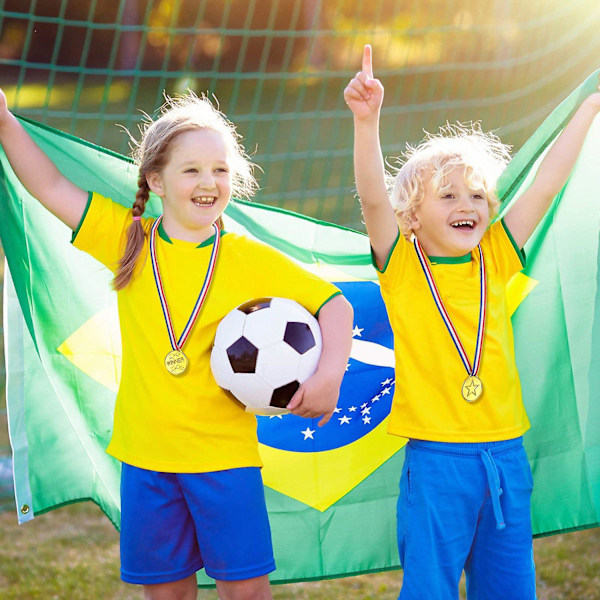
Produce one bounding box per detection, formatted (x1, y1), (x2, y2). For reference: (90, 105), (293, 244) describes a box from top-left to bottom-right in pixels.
(287, 369), (343, 427)
(0, 88), (11, 126)
(582, 75), (600, 111)
(344, 45), (384, 121)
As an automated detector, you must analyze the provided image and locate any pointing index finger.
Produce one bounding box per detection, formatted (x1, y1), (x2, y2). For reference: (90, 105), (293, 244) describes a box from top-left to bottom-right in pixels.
(362, 44), (373, 78)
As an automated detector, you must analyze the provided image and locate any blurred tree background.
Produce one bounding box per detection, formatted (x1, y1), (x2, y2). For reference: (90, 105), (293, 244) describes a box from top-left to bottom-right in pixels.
(0, 0), (599, 227)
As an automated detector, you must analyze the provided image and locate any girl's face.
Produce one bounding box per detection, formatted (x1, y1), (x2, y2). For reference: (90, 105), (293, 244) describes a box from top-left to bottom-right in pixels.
(147, 128), (232, 243)
(411, 165), (490, 257)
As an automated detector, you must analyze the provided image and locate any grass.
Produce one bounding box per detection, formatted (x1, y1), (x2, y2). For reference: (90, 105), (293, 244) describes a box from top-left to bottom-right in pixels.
(0, 501), (598, 600)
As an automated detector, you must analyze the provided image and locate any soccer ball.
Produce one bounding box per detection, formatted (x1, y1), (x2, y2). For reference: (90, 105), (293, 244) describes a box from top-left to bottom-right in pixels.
(210, 297), (322, 415)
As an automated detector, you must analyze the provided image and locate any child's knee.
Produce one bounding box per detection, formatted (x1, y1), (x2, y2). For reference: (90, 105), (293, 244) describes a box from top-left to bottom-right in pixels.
(215, 575), (272, 600)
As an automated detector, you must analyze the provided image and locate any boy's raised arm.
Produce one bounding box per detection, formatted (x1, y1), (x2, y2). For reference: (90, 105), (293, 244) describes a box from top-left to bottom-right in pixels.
(504, 79), (600, 249)
(0, 89), (88, 231)
(344, 45), (398, 269)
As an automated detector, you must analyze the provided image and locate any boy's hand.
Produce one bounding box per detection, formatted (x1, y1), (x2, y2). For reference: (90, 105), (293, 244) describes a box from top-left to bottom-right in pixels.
(344, 44), (384, 120)
(286, 369), (343, 427)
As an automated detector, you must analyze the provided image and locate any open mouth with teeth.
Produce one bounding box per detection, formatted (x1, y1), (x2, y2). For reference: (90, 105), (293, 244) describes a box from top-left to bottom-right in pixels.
(451, 220), (476, 230)
(192, 196), (216, 207)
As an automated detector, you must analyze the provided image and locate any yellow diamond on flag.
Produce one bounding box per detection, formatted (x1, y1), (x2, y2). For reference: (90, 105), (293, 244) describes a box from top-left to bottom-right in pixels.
(57, 305), (122, 393)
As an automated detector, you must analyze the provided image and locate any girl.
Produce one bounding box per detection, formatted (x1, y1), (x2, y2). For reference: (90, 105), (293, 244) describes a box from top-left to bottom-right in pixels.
(0, 92), (353, 600)
(344, 45), (600, 599)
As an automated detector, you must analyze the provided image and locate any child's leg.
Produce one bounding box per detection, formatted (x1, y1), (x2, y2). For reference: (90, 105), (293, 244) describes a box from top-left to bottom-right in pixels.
(216, 575), (272, 600)
(181, 467), (276, 584)
(397, 442), (484, 600)
(464, 442), (536, 600)
(143, 573), (198, 599)
(120, 464), (204, 586)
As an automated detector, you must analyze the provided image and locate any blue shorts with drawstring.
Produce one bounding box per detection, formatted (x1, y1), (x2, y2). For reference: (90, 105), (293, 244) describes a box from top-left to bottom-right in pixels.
(120, 464), (275, 585)
(397, 437), (536, 600)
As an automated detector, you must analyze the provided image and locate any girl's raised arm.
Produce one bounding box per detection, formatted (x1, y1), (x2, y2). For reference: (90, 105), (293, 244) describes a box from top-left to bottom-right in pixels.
(344, 45), (398, 269)
(0, 89), (88, 230)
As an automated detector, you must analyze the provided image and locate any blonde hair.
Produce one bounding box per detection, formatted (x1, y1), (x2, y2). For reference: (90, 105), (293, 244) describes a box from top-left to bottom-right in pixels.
(113, 93), (258, 290)
(389, 123), (511, 238)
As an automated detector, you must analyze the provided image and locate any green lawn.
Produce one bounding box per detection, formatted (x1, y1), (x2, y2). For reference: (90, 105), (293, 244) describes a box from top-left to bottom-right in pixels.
(0, 502), (598, 600)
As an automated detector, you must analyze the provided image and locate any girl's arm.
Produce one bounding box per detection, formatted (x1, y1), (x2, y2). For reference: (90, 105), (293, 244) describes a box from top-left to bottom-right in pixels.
(344, 45), (398, 269)
(287, 294), (354, 426)
(504, 84), (600, 249)
(0, 89), (88, 230)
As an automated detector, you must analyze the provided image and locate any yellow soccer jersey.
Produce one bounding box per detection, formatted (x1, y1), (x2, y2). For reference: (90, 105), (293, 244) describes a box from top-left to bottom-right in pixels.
(73, 192), (340, 472)
(376, 220), (530, 443)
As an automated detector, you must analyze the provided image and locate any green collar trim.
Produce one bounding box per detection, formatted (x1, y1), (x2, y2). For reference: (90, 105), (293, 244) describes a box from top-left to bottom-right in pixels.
(428, 252), (472, 265)
(157, 221), (226, 247)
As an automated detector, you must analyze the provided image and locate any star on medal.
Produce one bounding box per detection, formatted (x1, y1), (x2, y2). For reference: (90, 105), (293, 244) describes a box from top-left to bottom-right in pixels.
(462, 375), (483, 402)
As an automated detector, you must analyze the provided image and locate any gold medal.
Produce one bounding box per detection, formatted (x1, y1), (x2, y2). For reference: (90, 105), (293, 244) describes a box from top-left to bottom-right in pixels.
(414, 238), (488, 406)
(462, 375), (483, 402)
(150, 218), (221, 378)
(165, 349), (188, 375)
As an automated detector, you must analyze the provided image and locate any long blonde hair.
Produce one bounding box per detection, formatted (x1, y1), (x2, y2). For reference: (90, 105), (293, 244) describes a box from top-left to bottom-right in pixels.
(113, 93), (258, 290)
(389, 123), (511, 238)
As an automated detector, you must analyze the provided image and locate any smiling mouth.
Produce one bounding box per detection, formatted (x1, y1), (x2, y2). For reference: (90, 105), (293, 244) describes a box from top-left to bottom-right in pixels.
(192, 196), (216, 207)
(451, 220), (475, 230)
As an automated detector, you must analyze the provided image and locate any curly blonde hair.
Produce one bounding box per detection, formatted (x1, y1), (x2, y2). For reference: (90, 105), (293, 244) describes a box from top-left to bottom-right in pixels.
(113, 93), (258, 290)
(389, 123), (511, 238)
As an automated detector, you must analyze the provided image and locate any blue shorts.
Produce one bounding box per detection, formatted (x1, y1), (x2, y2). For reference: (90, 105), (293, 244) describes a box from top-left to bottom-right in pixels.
(120, 464), (275, 585)
(397, 437), (536, 600)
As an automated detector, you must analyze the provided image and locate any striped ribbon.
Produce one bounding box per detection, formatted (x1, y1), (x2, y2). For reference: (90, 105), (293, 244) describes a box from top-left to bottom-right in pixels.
(413, 238), (487, 377)
(149, 216), (220, 351)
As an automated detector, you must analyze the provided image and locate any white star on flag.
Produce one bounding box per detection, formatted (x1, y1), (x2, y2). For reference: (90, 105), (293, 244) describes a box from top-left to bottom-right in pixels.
(301, 427), (315, 440)
(352, 325), (364, 337)
(363, 416), (371, 425)
(338, 415), (351, 425)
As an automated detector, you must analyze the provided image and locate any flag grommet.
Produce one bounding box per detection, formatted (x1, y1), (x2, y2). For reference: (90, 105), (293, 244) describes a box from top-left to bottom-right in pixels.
(20, 505), (30, 515)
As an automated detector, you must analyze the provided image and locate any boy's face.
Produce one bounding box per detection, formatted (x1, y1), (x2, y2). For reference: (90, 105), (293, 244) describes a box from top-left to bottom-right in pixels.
(411, 165), (490, 257)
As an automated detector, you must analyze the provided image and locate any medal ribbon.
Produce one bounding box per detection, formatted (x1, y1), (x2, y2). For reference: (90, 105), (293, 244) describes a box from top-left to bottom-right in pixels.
(150, 216), (220, 351)
(413, 238), (487, 377)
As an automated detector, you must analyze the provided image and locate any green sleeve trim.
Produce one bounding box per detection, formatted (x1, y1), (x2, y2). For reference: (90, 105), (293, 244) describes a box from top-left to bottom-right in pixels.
(500, 218), (526, 268)
(371, 229), (401, 273)
(314, 291), (343, 318)
(71, 191), (93, 243)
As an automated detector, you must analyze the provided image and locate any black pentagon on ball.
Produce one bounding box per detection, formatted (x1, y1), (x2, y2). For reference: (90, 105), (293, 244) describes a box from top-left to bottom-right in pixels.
(270, 381), (300, 408)
(284, 322), (315, 354)
(237, 297), (272, 314)
(227, 337), (259, 373)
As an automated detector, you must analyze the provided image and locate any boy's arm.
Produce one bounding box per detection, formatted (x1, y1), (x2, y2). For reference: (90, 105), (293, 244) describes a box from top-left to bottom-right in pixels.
(287, 294), (354, 426)
(504, 85), (600, 249)
(344, 45), (398, 269)
(0, 89), (88, 230)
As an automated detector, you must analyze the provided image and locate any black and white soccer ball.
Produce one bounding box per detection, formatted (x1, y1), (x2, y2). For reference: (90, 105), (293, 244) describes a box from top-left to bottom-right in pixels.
(210, 297), (322, 415)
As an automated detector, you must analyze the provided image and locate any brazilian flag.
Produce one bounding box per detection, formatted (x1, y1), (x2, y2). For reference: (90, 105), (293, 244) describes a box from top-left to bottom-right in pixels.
(1, 70), (599, 585)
